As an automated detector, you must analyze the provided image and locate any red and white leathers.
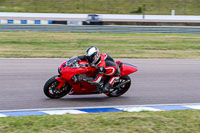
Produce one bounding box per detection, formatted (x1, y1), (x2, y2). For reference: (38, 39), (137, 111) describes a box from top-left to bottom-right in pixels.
(78, 53), (120, 92)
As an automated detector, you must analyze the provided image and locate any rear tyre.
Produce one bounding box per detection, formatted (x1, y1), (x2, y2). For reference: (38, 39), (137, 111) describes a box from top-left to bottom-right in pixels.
(105, 76), (131, 97)
(43, 75), (71, 99)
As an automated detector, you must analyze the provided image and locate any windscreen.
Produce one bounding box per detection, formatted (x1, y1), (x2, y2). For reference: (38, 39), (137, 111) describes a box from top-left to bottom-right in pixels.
(66, 56), (80, 68)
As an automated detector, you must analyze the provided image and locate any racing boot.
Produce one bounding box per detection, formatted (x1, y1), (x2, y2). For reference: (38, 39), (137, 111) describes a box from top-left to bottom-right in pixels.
(102, 82), (112, 93)
(94, 82), (104, 93)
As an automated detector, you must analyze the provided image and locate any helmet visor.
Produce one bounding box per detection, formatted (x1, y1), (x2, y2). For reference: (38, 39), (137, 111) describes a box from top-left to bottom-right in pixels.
(86, 55), (94, 63)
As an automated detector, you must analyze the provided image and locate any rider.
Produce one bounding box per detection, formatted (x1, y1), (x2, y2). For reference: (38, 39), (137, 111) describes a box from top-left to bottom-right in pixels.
(78, 46), (120, 93)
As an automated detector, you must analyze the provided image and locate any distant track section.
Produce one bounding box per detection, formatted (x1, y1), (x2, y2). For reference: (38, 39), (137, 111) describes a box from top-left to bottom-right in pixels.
(0, 25), (200, 34)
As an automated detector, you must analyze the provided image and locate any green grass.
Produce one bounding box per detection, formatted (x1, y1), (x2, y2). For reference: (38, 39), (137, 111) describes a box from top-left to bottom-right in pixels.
(0, 0), (200, 15)
(0, 110), (200, 132)
(0, 32), (200, 58)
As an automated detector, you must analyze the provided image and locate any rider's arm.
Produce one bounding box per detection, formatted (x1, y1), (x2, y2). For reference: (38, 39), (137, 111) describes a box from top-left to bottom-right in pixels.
(84, 67), (105, 84)
(78, 55), (87, 61)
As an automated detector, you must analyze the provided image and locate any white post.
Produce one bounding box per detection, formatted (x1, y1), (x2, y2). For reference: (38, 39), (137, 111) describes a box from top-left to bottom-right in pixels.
(171, 10), (175, 15)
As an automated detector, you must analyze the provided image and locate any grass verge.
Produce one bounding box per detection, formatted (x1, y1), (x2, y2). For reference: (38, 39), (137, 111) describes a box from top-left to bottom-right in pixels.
(0, 0), (199, 15)
(0, 32), (200, 58)
(0, 110), (200, 132)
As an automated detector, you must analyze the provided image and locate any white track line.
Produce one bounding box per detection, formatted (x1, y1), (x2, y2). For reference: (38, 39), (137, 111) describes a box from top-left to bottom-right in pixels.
(1, 103), (200, 113)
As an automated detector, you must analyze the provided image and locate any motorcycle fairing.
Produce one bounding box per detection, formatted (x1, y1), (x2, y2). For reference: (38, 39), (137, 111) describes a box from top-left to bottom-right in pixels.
(57, 59), (137, 94)
(116, 61), (138, 77)
(55, 76), (66, 89)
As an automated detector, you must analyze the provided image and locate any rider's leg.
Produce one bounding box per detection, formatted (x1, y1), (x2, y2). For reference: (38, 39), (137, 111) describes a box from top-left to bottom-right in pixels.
(102, 76), (119, 92)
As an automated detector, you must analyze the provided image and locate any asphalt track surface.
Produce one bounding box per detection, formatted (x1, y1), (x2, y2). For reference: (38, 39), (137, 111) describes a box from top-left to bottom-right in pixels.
(1, 25), (200, 34)
(0, 58), (200, 110)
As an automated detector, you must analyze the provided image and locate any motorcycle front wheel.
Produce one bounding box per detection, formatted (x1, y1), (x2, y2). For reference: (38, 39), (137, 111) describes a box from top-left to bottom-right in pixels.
(105, 76), (131, 97)
(43, 75), (71, 99)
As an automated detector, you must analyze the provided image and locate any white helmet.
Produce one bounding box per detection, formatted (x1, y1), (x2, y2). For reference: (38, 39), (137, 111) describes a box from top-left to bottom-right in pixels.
(85, 46), (101, 65)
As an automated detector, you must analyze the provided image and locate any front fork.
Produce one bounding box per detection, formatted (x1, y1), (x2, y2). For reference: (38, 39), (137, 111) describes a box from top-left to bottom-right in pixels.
(55, 76), (66, 89)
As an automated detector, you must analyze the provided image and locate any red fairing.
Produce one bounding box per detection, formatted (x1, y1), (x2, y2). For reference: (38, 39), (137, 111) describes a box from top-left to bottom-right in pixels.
(58, 59), (97, 94)
(56, 57), (137, 95)
(120, 64), (138, 77)
(55, 77), (66, 89)
(116, 61), (138, 77)
(59, 61), (91, 81)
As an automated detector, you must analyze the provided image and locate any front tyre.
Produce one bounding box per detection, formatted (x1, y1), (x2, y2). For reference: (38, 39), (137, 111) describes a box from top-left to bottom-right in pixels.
(43, 75), (71, 99)
(105, 76), (131, 97)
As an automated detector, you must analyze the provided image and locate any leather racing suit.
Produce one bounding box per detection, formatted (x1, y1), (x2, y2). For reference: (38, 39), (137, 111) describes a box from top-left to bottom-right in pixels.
(78, 53), (120, 92)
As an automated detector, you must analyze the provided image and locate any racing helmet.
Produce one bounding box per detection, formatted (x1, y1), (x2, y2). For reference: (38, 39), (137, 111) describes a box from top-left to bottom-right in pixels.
(85, 46), (101, 66)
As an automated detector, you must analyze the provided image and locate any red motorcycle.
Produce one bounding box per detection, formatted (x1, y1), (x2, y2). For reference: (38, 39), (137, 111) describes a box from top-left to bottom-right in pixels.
(43, 56), (138, 99)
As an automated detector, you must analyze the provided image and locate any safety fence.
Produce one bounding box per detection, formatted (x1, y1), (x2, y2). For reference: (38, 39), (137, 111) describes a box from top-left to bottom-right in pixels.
(1, 13), (200, 26)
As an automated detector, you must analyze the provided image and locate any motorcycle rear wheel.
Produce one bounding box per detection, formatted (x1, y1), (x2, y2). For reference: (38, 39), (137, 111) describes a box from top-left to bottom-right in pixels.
(105, 76), (131, 97)
(43, 75), (71, 99)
